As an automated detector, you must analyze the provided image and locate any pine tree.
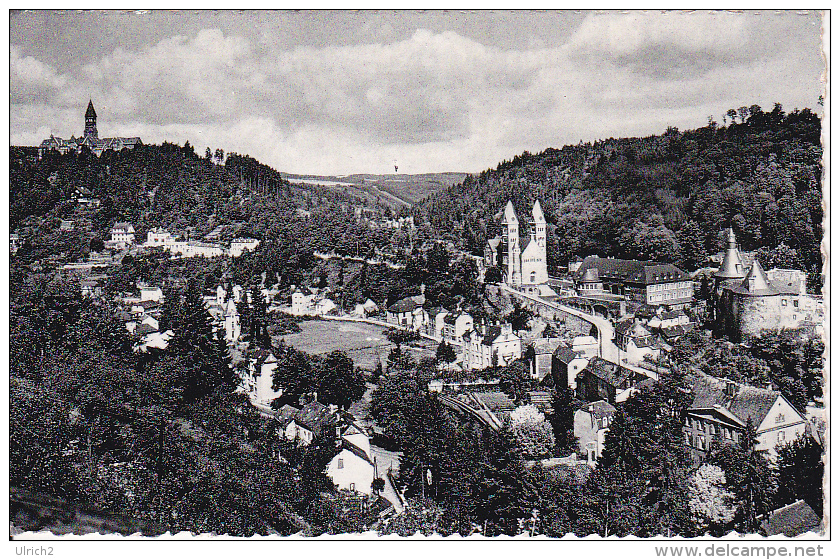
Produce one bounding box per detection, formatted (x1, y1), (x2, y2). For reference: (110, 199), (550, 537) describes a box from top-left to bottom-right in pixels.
(775, 434), (824, 516)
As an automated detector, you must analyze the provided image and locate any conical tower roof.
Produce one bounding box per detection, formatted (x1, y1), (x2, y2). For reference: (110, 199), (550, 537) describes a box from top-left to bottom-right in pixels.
(531, 200), (546, 224)
(714, 228), (747, 279)
(225, 298), (238, 316)
(85, 99), (97, 118)
(739, 259), (779, 295)
(501, 200), (518, 224)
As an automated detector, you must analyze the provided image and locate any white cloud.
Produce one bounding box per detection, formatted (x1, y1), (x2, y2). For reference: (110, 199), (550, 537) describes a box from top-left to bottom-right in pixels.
(9, 12), (824, 175)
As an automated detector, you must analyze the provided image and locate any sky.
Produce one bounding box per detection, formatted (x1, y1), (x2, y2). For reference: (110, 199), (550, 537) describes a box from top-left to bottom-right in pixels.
(9, 10), (825, 176)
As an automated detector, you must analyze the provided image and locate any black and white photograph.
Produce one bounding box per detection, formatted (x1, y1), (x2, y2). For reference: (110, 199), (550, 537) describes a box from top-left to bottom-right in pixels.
(7, 8), (829, 547)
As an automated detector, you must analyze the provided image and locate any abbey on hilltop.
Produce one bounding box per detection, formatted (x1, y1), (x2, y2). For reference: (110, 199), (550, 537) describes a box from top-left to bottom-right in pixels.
(484, 200), (548, 287)
(38, 100), (142, 158)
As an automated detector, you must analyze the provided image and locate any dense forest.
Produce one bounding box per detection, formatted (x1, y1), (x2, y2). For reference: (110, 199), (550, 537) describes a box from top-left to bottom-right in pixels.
(418, 103), (823, 290)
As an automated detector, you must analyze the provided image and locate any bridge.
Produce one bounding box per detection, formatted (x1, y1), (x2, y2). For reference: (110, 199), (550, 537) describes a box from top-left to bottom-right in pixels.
(437, 393), (502, 432)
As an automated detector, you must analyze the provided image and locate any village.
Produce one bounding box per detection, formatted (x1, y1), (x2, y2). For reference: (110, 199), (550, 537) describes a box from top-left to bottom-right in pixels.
(18, 184), (824, 535)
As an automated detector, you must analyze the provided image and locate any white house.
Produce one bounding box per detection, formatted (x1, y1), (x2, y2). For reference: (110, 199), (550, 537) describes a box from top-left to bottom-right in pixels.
(326, 423), (377, 495)
(462, 322), (522, 370)
(224, 298), (241, 344)
(145, 228), (174, 247)
(551, 345), (591, 390)
(441, 312), (474, 344)
(574, 400), (617, 466)
(316, 298), (338, 316)
(138, 284), (164, 303)
(241, 349), (282, 409)
(386, 295), (426, 330)
(229, 238), (260, 257)
(107, 222), (135, 250)
(291, 289), (316, 316)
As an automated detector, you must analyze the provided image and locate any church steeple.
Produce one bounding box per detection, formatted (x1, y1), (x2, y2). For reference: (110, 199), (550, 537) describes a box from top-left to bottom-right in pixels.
(84, 100), (98, 138)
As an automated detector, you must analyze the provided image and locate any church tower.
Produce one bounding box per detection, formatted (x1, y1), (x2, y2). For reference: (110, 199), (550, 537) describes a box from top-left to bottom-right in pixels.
(501, 200), (522, 286)
(532, 200), (547, 251)
(84, 100), (98, 138)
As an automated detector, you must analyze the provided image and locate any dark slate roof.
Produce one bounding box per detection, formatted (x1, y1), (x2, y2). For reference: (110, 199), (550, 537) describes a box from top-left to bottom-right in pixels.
(531, 337), (563, 356)
(576, 257), (689, 286)
(341, 438), (375, 466)
(553, 344), (582, 364)
(582, 400), (616, 424)
(689, 375), (783, 426)
(86, 100), (97, 118)
(443, 313), (457, 325)
(482, 325), (503, 346)
(760, 500), (821, 537)
(660, 309), (687, 320)
(274, 404), (300, 427)
(251, 347), (276, 366)
(134, 323), (157, 336)
(387, 296), (422, 313)
(727, 260), (781, 296)
(615, 319), (651, 338)
(294, 401), (334, 434)
(583, 357), (630, 388)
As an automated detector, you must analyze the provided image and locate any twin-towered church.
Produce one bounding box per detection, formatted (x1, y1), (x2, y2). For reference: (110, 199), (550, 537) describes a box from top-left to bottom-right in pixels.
(484, 200), (548, 287)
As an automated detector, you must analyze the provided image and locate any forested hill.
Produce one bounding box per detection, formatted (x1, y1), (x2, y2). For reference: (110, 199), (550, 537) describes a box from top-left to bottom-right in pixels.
(9, 142), (397, 266)
(418, 104), (823, 288)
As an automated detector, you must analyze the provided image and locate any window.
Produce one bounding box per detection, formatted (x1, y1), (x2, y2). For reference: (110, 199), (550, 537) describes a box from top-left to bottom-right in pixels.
(349, 483), (355, 491)
(337, 458), (344, 469)
(782, 298), (788, 306)
(776, 413), (785, 424)
(794, 300), (799, 308)
(778, 431), (786, 443)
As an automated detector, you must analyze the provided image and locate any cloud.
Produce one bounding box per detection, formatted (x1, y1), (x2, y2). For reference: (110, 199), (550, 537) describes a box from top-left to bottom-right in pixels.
(9, 12), (824, 175)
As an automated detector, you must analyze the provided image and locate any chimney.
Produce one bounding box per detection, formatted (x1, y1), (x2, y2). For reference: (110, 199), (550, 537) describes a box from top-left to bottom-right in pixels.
(725, 380), (737, 397)
(335, 424), (342, 448)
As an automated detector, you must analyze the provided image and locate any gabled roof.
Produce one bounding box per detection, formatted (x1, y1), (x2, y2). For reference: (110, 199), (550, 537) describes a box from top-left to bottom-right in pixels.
(294, 401), (334, 434)
(531, 337), (563, 356)
(553, 344), (582, 364)
(387, 296), (422, 313)
(615, 319), (651, 338)
(581, 399), (617, 423)
(339, 437), (375, 466)
(582, 357), (630, 388)
(760, 500), (821, 537)
(688, 375), (786, 427)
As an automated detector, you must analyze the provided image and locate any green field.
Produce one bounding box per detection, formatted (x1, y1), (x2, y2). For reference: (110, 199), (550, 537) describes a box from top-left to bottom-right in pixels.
(274, 319), (436, 370)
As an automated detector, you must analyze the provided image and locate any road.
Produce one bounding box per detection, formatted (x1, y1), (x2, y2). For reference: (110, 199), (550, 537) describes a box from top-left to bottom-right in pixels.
(498, 283), (620, 363)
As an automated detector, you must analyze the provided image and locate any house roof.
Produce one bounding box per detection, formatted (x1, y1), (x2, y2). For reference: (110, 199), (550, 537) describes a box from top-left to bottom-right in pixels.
(294, 401), (334, 434)
(134, 323), (157, 336)
(760, 500), (821, 537)
(531, 337), (562, 356)
(387, 296), (422, 313)
(575, 257), (688, 285)
(553, 344), (582, 364)
(689, 375), (784, 427)
(251, 347), (276, 366)
(340, 437), (375, 466)
(582, 400), (617, 423)
(274, 404), (300, 427)
(583, 357), (630, 388)
(615, 319), (651, 338)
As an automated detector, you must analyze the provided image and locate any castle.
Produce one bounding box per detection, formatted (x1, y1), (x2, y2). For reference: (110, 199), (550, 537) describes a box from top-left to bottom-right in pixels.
(484, 200), (548, 287)
(712, 228), (823, 339)
(38, 100), (142, 157)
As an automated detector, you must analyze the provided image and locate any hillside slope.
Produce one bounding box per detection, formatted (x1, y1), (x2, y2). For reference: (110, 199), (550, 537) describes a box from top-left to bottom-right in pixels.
(418, 104), (823, 289)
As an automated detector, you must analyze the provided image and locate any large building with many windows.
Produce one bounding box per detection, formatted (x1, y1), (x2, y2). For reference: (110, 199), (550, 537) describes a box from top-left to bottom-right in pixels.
(574, 257), (693, 307)
(682, 375), (808, 464)
(38, 100), (142, 158)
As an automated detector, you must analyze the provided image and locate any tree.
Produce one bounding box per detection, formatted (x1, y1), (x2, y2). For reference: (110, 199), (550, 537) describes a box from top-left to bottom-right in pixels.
(677, 220), (706, 271)
(510, 405), (555, 459)
(688, 464), (736, 535)
(314, 351), (365, 409)
(272, 343), (317, 409)
(435, 341), (457, 364)
(548, 384), (576, 454)
(775, 434), (824, 516)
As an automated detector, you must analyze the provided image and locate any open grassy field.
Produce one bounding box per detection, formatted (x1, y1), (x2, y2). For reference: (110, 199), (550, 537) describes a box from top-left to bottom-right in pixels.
(274, 319), (437, 370)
